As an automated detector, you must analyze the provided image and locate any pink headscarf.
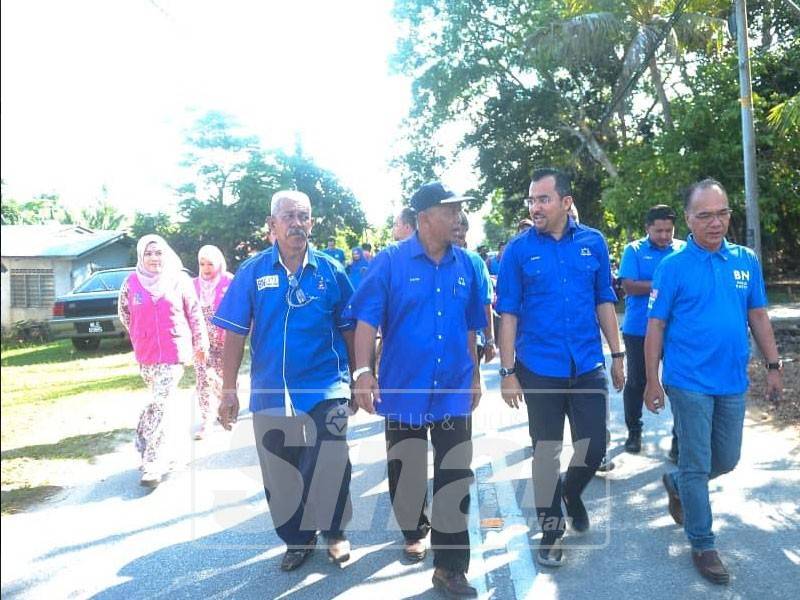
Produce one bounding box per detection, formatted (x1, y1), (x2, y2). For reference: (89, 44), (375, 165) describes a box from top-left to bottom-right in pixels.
(197, 245), (227, 307)
(135, 234), (183, 299)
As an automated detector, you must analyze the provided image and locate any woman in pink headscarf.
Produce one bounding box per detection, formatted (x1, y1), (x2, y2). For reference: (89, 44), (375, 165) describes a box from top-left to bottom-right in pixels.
(118, 235), (209, 487)
(192, 245), (233, 439)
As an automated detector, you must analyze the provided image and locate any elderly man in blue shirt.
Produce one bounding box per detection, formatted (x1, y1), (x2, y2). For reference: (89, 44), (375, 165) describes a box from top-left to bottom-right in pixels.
(618, 204), (685, 456)
(498, 168), (625, 568)
(349, 182), (486, 599)
(214, 190), (356, 573)
(645, 179), (782, 585)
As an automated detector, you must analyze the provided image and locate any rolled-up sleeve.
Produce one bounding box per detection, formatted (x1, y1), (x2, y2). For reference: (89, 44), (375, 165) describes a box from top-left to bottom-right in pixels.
(594, 237), (618, 305)
(346, 251), (390, 328)
(648, 261), (675, 321)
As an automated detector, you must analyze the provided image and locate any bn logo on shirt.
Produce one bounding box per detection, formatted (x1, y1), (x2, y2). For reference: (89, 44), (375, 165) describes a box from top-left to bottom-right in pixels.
(733, 270), (750, 290)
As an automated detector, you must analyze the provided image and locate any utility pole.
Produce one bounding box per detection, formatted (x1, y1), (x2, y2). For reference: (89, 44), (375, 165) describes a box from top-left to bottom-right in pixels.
(735, 0), (761, 257)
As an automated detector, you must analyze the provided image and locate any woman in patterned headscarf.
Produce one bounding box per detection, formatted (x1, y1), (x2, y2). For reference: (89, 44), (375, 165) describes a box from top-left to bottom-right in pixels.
(192, 245), (234, 439)
(118, 234), (209, 487)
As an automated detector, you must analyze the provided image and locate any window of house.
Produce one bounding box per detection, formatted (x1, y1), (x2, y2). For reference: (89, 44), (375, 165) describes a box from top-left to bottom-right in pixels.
(9, 268), (55, 308)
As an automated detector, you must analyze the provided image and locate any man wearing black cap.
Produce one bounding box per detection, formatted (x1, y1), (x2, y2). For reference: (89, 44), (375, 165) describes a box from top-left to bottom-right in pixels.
(348, 182), (487, 598)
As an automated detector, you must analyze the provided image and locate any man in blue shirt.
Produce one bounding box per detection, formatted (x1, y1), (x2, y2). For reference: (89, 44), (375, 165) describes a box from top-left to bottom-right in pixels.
(486, 241), (505, 276)
(619, 204), (685, 455)
(497, 168), (625, 567)
(322, 239), (346, 264)
(349, 181), (486, 599)
(645, 179), (782, 585)
(392, 207), (417, 242)
(214, 190), (356, 572)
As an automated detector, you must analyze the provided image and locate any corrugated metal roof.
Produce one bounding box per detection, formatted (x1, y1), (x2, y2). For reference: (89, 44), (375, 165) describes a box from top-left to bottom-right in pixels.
(0, 225), (130, 258)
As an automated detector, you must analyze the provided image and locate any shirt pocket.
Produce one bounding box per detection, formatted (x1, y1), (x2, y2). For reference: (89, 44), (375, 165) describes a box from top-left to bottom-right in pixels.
(570, 253), (600, 285)
(522, 259), (553, 295)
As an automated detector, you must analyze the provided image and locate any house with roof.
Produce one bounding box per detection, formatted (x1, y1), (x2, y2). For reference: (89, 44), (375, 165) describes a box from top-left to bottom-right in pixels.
(0, 224), (133, 328)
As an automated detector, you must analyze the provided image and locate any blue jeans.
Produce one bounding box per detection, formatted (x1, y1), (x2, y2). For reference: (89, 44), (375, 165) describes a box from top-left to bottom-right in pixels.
(666, 385), (745, 551)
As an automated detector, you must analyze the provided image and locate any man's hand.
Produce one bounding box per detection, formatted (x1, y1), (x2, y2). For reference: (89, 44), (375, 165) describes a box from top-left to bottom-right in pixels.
(471, 374), (482, 411)
(644, 379), (666, 414)
(766, 369), (783, 403)
(501, 373), (524, 409)
(218, 390), (240, 430)
(353, 372), (380, 414)
(483, 343), (497, 364)
(611, 356), (625, 391)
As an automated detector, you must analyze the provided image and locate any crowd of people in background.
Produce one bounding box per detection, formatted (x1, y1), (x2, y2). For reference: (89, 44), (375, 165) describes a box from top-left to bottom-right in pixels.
(118, 170), (782, 595)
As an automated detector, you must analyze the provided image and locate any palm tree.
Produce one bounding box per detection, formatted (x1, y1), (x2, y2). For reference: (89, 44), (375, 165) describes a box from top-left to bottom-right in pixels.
(528, 0), (728, 130)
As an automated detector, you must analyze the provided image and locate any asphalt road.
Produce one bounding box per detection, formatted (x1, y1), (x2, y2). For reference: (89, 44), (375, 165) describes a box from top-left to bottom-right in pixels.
(2, 361), (799, 599)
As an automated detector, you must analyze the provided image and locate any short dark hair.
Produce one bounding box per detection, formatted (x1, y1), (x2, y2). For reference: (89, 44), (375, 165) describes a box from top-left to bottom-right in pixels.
(645, 204), (676, 225)
(497, 241), (506, 250)
(399, 207), (417, 230)
(684, 178), (728, 210)
(531, 167), (572, 198)
(361, 242), (372, 252)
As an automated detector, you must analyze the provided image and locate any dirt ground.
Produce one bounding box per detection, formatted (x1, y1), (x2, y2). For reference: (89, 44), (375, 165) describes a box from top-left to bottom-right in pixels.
(748, 320), (800, 427)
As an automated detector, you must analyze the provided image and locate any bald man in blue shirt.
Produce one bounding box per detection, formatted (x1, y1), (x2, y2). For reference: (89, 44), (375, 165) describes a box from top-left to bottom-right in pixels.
(645, 179), (782, 585)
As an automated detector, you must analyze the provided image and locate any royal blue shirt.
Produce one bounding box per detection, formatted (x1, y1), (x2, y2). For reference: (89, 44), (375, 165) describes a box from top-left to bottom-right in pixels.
(619, 237), (685, 336)
(322, 247), (346, 265)
(211, 243), (355, 413)
(487, 255), (502, 276)
(465, 249), (493, 305)
(496, 218), (618, 378)
(346, 233), (487, 425)
(648, 236), (767, 395)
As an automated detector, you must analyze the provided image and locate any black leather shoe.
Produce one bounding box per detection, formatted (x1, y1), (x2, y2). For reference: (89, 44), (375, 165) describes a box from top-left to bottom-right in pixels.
(280, 535), (317, 572)
(403, 538), (427, 563)
(624, 430), (642, 453)
(563, 493), (590, 534)
(536, 535), (564, 567)
(432, 568), (478, 598)
(326, 537), (350, 564)
(692, 549), (730, 584)
(662, 473), (684, 526)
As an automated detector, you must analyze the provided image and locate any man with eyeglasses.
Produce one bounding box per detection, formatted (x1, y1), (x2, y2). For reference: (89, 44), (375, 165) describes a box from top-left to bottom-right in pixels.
(644, 178), (782, 585)
(349, 182), (486, 598)
(213, 190), (357, 572)
(497, 167), (625, 567)
(618, 205), (685, 457)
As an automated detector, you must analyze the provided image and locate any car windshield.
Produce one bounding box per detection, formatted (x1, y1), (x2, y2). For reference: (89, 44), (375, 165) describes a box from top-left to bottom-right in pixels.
(73, 270), (131, 293)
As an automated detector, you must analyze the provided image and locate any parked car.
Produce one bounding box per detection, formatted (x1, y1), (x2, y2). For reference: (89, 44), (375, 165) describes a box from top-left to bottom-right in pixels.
(49, 267), (134, 351)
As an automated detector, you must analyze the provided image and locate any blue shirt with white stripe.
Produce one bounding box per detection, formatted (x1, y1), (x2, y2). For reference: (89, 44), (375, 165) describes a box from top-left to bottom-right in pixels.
(619, 236), (685, 336)
(648, 236), (768, 395)
(211, 243), (355, 413)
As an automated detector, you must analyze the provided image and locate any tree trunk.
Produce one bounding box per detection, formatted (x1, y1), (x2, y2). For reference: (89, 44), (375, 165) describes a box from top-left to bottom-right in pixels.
(649, 57), (674, 129)
(618, 108), (628, 145)
(576, 123), (619, 178)
(761, 1), (773, 50)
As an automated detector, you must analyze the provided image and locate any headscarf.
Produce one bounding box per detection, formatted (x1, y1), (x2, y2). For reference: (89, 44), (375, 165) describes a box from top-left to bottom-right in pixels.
(135, 234), (183, 299)
(347, 247), (370, 289)
(197, 245), (227, 307)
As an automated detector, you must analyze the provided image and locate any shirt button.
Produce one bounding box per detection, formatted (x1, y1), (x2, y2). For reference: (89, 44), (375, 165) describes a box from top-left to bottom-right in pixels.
(436, 288), (441, 293)
(434, 380), (438, 386)
(437, 358), (442, 363)
(563, 278), (567, 283)
(437, 334), (443, 340)
(437, 311), (442, 316)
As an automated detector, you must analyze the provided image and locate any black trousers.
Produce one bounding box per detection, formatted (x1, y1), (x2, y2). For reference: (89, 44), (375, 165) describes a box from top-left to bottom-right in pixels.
(517, 360), (607, 539)
(385, 416), (473, 573)
(253, 398), (352, 547)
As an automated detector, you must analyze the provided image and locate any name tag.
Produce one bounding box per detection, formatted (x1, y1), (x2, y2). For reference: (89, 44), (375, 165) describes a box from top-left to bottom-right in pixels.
(256, 275), (280, 291)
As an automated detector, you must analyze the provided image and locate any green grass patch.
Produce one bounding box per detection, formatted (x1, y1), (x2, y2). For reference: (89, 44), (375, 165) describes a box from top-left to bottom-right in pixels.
(1, 485), (64, 515)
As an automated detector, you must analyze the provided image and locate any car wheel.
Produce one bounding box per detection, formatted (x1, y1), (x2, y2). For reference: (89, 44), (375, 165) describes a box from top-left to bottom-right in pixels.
(71, 337), (101, 351)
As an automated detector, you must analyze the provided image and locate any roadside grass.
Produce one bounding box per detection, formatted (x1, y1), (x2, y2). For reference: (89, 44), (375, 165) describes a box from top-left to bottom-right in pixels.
(0, 339), (196, 514)
(1, 337), (251, 514)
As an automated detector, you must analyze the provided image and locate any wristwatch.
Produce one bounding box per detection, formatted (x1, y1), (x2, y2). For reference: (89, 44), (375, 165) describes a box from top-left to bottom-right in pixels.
(352, 367), (373, 381)
(499, 366), (516, 378)
(611, 351), (625, 359)
(484, 337), (496, 346)
(766, 360), (783, 371)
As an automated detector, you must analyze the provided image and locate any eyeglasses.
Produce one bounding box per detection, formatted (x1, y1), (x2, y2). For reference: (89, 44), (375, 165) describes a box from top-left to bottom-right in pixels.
(286, 274), (318, 308)
(525, 195), (554, 207)
(692, 208), (733, 222)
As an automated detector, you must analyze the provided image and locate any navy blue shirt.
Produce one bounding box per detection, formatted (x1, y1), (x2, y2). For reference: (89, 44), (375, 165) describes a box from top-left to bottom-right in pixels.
(496, 218), (617, 378)
(322, 247), (346, 265)
(211, 243), (355, 413)
(648, 236), (768, 395)
(346, 233), (487, 425)
(619, 237), (685, 336)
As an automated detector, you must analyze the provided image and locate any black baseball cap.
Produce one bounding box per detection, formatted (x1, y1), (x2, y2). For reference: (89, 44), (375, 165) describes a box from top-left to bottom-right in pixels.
(410, 181), (473, 212)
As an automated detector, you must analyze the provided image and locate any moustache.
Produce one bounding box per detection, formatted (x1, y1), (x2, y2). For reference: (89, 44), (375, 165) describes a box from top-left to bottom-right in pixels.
(287, 228), (308, 238)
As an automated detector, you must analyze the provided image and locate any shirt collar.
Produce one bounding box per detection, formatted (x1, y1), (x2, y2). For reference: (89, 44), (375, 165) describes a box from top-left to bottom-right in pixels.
(532, 215), (578, 241)
(408, 231), (455, 263)
(271, 242), (316, 275)
(686, 234), (732, 260)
